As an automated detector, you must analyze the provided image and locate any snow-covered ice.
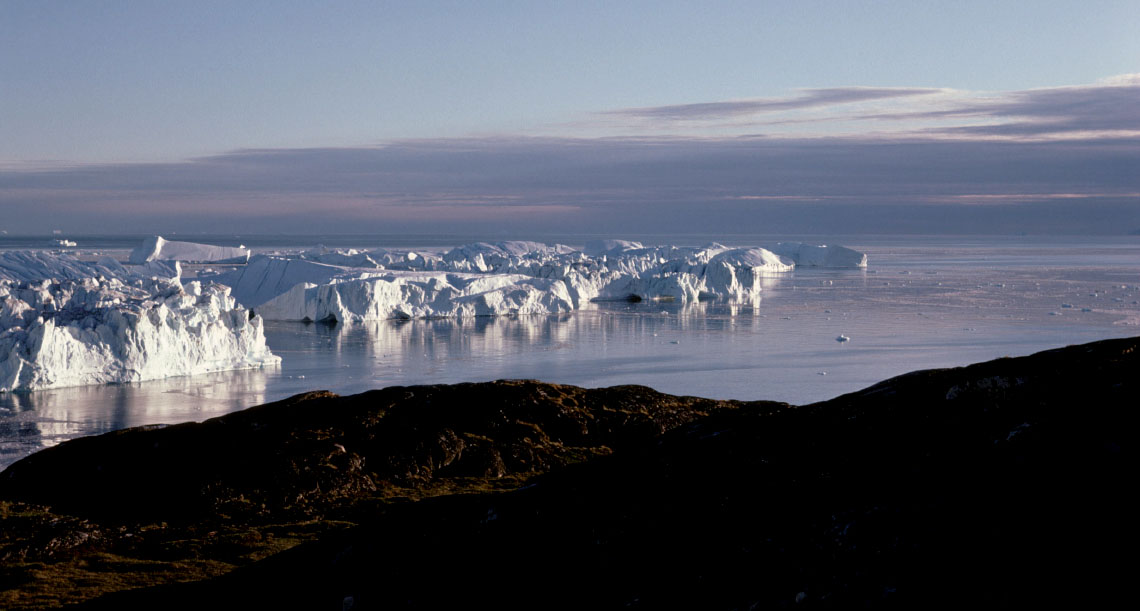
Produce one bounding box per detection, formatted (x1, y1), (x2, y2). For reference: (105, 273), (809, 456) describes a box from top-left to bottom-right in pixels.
(256, 272), (576, 323)
(0, 252), (278, 392)
(203, 255), (370, 311)
(770, 242), (868, 268)
(201, 240), (867, 322)
(129, 235), (250, 265)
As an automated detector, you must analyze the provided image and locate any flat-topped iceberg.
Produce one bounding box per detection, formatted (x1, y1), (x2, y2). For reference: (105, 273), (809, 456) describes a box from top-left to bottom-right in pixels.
(770, 242), (868, 268)
(207, 239), (866, 322)
(0, 253), (278, 392)
(129, 236), (250, 265)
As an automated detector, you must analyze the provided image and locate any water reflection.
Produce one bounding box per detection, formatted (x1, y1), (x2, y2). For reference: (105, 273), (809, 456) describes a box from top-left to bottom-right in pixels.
(0, 368), (271, 467)
(3, 250), (1136, 470)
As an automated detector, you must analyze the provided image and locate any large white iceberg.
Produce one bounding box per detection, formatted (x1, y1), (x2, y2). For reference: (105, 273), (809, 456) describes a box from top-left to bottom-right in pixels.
(203, 255), (371, 311)
(256, 272), (576, 323)
(0, 253), (278, 392)
(199, 239), (867, 322)
(129, 236), (250, 265)
(213, 240), (830, 322)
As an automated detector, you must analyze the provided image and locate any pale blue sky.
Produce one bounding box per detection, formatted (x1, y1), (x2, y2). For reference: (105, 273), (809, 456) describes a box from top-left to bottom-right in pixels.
(1, 1), (1137, 234)
(3, 0), (1138, 162)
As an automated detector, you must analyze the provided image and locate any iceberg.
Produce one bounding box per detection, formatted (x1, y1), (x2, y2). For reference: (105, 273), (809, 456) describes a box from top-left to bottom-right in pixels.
(256, 272), (576, 323)
(0, 252), (278, 392)
(202, 255), (377, 309)
(0, 251), (181, 283)
(296, 246), (383, 268)
(129, 236), (250, 265)
(770, 242), (868, 268)
(582, 239), (644, 257)
(203, 239), (867, 322)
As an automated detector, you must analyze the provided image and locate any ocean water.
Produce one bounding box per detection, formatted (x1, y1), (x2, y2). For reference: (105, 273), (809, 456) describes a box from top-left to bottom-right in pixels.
(1, 235), (1137, 468)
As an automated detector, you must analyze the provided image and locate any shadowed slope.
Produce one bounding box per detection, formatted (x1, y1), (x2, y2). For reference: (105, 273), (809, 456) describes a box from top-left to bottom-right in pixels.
(72, 336), (1137, 609)
(0, 381), (754, 608)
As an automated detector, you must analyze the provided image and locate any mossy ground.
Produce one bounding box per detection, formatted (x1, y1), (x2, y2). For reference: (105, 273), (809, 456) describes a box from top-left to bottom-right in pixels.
(0, 463), (597, 607)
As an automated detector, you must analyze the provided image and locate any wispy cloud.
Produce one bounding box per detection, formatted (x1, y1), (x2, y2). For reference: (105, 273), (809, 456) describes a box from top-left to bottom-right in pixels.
(2, 76), (1137, 235)
(601, 87), (942, 121)
(579, 75), (1140, 143)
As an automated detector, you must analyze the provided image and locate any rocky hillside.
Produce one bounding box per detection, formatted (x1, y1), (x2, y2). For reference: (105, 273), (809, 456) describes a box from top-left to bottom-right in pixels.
(0, 381), (757, 608)
(2, 337), (1136, 608)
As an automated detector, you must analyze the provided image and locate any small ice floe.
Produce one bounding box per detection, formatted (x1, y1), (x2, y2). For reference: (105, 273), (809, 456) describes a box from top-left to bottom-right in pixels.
(817, 371), (827, 376)
(1081, 307), (1093, 312)
(669, 340), (680, 344)
(1049, 311), (1061, 316)
(836, 334), (850, 343)
(824, 309), (832, 313)
(54, 239), (77, 247)
(1061, 303), (1073, 308)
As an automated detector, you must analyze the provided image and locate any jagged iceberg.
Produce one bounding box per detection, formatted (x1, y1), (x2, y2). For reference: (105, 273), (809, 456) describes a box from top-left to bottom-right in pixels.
(129, 235), (250, 264)
(205, 240), (865, 322)
(0, 252), (278, 392)
(256, 272), (576, 323)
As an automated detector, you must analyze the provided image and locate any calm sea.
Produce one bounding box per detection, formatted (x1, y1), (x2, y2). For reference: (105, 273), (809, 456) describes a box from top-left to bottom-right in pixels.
(2, 234), (1138, 468)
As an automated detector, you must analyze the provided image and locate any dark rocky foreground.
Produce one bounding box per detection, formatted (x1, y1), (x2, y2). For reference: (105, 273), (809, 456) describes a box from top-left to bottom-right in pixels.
(1, 337), (1136, 609)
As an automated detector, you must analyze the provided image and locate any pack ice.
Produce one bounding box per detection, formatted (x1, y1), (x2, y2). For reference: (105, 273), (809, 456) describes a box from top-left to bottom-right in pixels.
(0, 251), (278, 392)
(204, 240), (866, 323)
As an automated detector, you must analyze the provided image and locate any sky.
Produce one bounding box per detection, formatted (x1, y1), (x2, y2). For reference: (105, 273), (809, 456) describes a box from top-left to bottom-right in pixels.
(1, 1), (1138, 235)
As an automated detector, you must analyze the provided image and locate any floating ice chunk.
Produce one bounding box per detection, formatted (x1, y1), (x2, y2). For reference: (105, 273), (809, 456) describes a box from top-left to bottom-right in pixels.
(769, 242), (868, 268)
(54, 239), (77, 247)
(256, 271), (575, 322)
(836, 334), (851, 342)
(297, 246), (382, 268)
(203, 255), (365, 308)
(0, 251), (155, 283)
(582, 239), (644, 257)
(203, 239), (865, 321)
(709, 247), (793, 271)
(129, 236), (250, 265)
(442, 241), (578, 273)
(0, 273), (278, 392)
